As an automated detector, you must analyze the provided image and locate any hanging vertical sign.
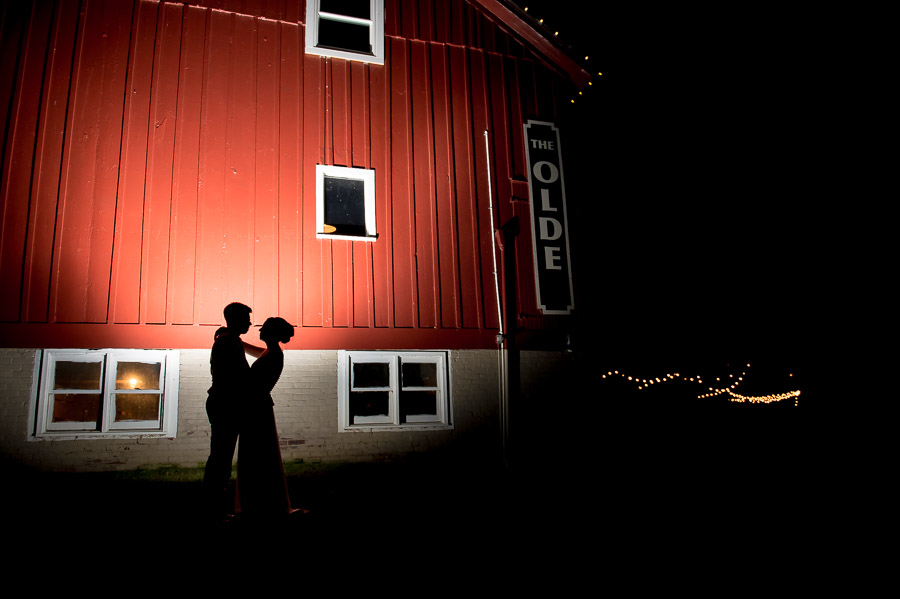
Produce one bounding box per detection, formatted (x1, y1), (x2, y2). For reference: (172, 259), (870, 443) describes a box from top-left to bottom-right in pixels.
(523, 120), (574, 315)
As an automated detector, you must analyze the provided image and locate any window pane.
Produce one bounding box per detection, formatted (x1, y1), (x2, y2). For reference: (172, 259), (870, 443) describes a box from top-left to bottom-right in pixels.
(400, 390), (437, 419)
(115, 394), (161, 422)
(353, 362), (389, 388)
(324, 176), (367, 236)
(321, 0), (370, 20)
(318, 20), (371, 54)
(54, 361), (101, 390)
(52, 393), (101, 424)
(350, 391), (389, 420)
(402, 362), (437, 387)
(116, 362), (161, 390)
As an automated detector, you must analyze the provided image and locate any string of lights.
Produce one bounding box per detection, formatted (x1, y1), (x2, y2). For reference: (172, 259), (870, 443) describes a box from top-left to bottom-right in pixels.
(601, 363), (801, 405)
(723, 389), (801, 406)
(519, 4), (600, 104)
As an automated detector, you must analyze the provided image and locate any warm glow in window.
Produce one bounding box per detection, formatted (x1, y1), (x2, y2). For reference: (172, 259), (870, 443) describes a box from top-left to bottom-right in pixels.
(33, 349), (180, 438)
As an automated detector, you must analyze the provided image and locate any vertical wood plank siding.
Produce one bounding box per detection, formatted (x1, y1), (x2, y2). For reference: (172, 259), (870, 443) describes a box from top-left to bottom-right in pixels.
(0, 0), (569, 348)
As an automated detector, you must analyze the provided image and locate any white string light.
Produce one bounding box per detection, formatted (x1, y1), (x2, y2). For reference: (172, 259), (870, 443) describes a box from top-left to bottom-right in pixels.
(601, 363), (801, 405)
(722, 389), (801, 405)
(521, 5), (597, 105)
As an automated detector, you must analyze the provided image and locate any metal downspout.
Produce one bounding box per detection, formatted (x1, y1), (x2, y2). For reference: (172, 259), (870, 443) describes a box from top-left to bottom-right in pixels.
(484, 130), (509, 467)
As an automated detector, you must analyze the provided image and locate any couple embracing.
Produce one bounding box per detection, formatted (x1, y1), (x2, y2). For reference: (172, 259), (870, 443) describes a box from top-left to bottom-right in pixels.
(203, 302), (300, 522)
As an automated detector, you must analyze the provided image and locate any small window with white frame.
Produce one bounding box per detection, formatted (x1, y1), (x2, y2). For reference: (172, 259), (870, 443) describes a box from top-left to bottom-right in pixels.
(316, 164), (377, 241)
(337, 351), (451, 431)
(305, 0), (385, 65)
(33, 349), (179, 438)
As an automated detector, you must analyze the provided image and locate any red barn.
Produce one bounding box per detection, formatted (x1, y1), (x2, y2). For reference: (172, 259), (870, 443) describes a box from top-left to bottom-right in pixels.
(1, 0), (590, 472)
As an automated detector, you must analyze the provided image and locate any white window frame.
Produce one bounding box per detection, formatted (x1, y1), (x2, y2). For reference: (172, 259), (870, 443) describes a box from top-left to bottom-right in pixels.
(32, 349), (179, 439)
(337, 351), (452, 432)
(315, 164), (377, 242)
(305, 0), (385, 65)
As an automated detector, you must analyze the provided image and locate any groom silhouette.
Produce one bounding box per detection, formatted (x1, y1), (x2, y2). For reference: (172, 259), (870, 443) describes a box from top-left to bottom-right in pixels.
(203, 302), (254, 521)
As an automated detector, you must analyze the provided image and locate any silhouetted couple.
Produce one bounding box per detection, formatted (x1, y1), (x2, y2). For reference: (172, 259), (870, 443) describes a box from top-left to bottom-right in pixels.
(203, 302), (299, 523)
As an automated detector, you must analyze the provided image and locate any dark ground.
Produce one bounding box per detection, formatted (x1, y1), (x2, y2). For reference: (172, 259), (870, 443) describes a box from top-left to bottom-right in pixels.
(5, 407), (836, 590)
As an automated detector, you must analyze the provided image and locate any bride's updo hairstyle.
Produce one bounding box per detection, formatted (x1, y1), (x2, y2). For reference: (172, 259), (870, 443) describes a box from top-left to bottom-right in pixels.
(260, 317), (294, 344)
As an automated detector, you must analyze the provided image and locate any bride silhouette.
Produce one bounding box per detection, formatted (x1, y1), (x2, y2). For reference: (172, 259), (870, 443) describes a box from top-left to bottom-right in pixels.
(235, 316), (299, 521)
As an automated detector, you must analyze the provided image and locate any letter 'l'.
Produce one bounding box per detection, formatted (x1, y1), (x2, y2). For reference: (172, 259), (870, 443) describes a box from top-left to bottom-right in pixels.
(540, 188), (557, 212)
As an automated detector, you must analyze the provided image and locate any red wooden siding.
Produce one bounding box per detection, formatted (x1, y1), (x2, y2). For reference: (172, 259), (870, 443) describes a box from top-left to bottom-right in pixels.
(0, 0), (572, 349)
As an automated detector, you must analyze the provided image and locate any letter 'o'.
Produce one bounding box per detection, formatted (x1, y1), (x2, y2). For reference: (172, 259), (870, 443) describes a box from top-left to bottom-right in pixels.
(532, 161), (559, 184)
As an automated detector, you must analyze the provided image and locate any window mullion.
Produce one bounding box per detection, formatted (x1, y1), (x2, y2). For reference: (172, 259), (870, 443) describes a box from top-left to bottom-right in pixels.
(391, 355), (400, 425)
(101, 354), (114, 433)
(437, 363), (445, 422)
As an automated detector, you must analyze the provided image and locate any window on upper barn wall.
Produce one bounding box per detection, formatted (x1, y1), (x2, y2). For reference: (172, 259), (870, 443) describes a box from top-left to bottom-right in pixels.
(305, 0), (385, 65)
(316, 164), (377, 241)
(337, 351), (451, 431)
(32, 349), (179, 438)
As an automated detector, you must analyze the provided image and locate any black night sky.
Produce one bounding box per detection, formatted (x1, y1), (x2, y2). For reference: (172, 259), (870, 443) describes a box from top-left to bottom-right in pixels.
(511, 2), (818, 405)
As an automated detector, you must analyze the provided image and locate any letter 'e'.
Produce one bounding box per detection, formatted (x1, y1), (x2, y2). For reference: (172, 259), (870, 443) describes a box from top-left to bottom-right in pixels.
(544, 246), (562, 270)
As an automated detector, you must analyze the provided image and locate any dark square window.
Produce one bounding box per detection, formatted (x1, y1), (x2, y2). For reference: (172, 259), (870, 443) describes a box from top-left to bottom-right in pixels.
(324, 176), (367, 237)
(350, 391), (390, 421)
(306, 0), (383, 65)
(316, 165), (376, 240)
(400, 390), (437, 422)
(401, 362), (437, 387)
(353, 361), (390, 388)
